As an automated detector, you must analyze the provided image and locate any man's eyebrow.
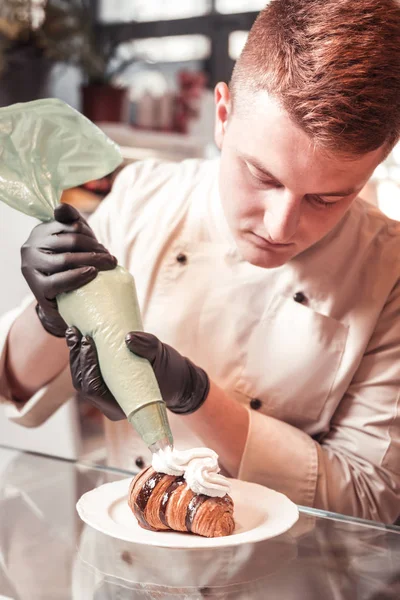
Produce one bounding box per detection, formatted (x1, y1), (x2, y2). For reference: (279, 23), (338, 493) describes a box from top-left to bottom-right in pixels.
(243, 154), (357, 197)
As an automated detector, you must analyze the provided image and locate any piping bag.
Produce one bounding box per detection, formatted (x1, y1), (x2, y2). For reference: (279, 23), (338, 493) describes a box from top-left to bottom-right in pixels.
(0, 98), (173, 453)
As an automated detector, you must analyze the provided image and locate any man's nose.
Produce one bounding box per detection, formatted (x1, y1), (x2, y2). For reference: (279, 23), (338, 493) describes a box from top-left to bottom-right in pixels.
(264, 189), (301, 243)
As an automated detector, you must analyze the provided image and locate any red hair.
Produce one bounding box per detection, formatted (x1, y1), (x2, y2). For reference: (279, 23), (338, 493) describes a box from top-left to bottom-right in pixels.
(230, 0), (400, 155)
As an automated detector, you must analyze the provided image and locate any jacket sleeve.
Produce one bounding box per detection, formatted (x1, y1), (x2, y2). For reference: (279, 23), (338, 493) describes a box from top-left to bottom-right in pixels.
(0, 295), (76, 426)
(238, 280), (400, 524)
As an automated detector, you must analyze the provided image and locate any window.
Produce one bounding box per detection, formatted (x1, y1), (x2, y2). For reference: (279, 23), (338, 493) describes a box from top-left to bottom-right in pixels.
(124, 35), (211, 63)
(229, 30), (249, 60)
(216, 0), (267, 14)
(372, 143), (400, 221)
(99, 0), (137, 22)
(99, 0), (211, 23)
(98, 2), (260, 85)
(31, 0), (46, 29)
(133, 0), (211, 22)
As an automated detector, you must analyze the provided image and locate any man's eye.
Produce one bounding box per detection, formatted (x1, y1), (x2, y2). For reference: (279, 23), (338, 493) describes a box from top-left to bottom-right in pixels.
(309, 195), (337, 208)
(249, 170), (279, 187)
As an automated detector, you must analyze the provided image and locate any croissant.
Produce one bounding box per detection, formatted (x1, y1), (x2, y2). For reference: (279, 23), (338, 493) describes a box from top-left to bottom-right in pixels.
(128, 466), (235, 538)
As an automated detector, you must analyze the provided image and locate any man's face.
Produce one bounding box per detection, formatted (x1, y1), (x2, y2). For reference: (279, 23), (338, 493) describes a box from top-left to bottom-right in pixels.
(214, 83), (385, 268)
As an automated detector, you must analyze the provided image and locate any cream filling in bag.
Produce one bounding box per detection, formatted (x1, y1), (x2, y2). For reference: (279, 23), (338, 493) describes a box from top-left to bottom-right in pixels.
(0, 98), (173, 450)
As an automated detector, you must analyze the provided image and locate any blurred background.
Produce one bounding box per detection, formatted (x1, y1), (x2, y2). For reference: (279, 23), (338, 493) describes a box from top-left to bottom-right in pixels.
(0, 0), (399, 464)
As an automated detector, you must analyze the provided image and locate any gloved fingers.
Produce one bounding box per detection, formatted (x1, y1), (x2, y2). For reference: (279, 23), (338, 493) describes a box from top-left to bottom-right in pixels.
(79, 335), (103, 396)
(65, 326), (83, 391)
(41, 266), (98, 299)
(41, 232), (110, 254)
(125, 331), (160, 364)
(38, 251), (117, 274)
(82, 394), (126, 421)
(66, 332), (125, 421)
(53, 205), (101, 242)
(54, 203), (82, 224)
(54, 218), (101, 240)
(79, 337), (124, 418)
(29, 213), (97, 241)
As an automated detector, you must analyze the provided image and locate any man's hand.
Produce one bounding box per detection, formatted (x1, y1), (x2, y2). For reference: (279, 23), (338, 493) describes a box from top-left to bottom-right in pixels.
(21, 204), (117, 337)
(65, 327), (210, 420)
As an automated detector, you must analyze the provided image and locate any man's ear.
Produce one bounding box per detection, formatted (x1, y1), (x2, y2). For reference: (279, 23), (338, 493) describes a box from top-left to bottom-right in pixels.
(214, 82), (231, 150)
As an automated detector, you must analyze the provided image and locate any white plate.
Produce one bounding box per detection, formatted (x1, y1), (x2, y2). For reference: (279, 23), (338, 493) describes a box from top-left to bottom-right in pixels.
(77, 477), (299, 549)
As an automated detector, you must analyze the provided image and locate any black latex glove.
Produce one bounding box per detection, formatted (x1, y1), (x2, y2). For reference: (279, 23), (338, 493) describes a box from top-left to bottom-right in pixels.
(65, 327), (210, 420)
(21, 204), (117, 337)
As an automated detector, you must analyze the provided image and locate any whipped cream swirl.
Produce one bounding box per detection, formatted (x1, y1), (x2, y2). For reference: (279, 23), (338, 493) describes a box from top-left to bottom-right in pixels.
(152, 446), (230, 498)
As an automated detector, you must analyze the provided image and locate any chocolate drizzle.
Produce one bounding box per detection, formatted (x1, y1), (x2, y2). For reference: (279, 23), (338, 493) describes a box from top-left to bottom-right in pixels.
(159, 476), (185, 527)
(185, 494), (208, 532)
(134, 470), (165, 530)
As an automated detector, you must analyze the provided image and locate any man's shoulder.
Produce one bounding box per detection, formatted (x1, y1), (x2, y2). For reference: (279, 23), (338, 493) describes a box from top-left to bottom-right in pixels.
(352, 196), (400, 230)
(95, 157), (219, 253)
(307, 196), (400, 289)
(332, 197), (400, 290)
(349, 197), (400, 248)
(113, 157), (218, 213)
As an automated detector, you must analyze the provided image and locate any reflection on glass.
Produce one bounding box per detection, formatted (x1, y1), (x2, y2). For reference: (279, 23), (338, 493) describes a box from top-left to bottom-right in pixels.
(100, 0), (211, 22)
(217, 0), (266, 14)
(125, 35), (211, 63)
(75, 525), (297, 599)
(0, 449), (399, 599)
(229, 30), (249, 60)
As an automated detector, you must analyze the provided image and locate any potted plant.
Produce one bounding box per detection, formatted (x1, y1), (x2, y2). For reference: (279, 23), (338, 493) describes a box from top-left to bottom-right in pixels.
(0, 0), (138, 122)
(38, 0), (137, 122)
(0, 0), (53, 105)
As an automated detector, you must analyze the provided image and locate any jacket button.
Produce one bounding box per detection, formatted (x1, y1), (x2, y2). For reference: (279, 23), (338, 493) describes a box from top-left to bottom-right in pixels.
(176, 253), (187, 264)
(135, 457), (145, 469)
(293, 291), (306, 303)
(121, 551), (132, 565)
(250, 398), (262, 410)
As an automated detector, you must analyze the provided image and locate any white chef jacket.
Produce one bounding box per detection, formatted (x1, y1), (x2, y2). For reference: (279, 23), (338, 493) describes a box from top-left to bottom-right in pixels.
(1, 158), (399, 523)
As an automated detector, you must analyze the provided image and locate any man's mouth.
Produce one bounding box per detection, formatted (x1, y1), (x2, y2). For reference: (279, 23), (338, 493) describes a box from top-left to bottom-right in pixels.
(248, 232), (293, 249)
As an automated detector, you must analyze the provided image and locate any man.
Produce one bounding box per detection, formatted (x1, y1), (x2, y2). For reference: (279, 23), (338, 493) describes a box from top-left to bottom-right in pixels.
(1, 0), (400, 523)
